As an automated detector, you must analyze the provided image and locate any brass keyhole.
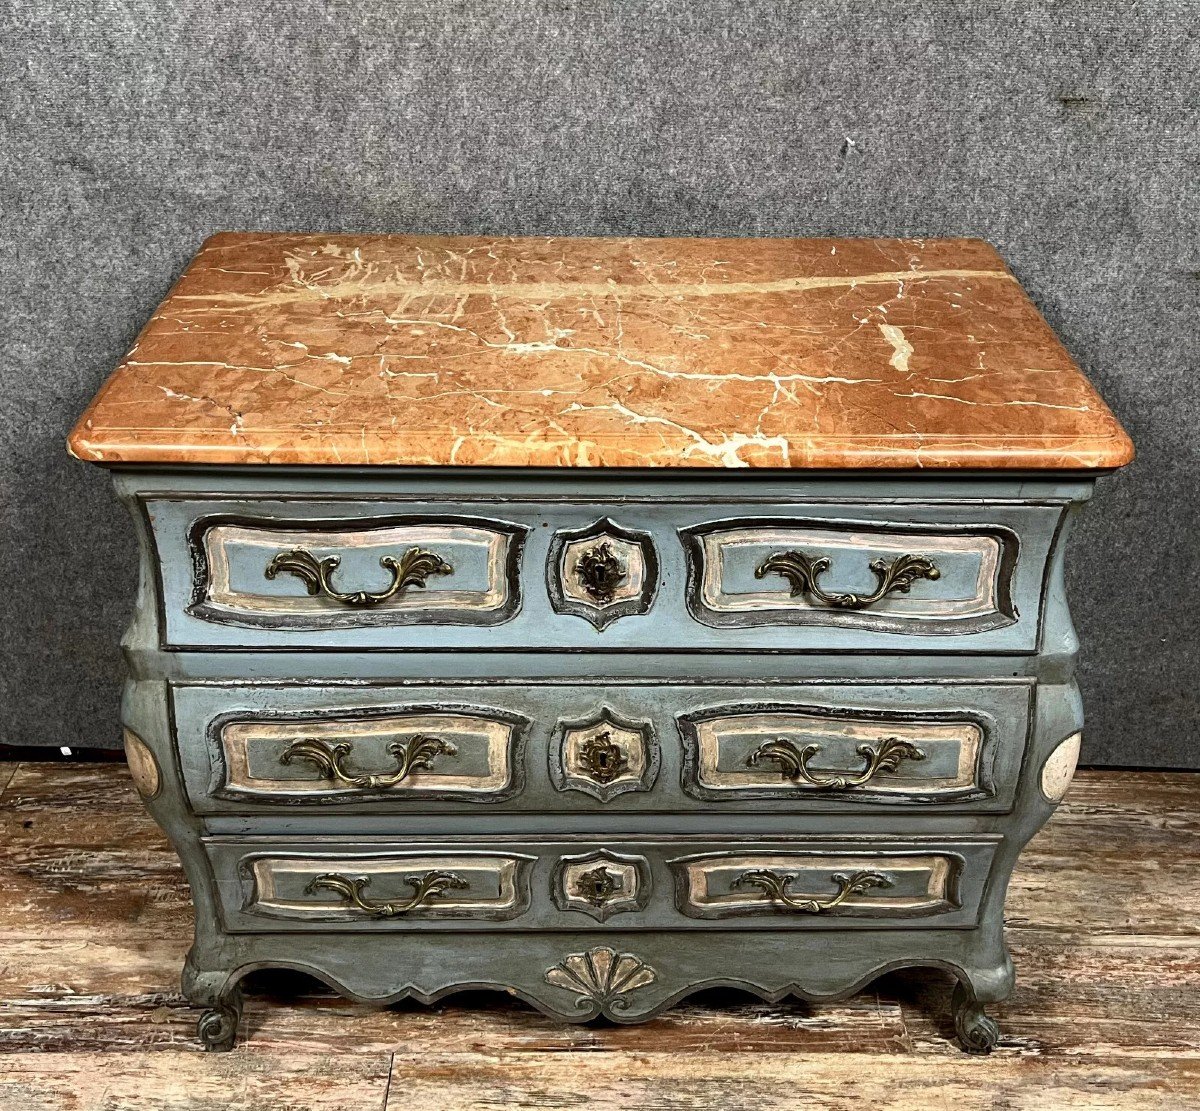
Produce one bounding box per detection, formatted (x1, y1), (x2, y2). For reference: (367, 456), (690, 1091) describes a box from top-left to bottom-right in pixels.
(575, 542), (626, 603)
(577, 865), (623, 907)
(579, 731), (628, 784)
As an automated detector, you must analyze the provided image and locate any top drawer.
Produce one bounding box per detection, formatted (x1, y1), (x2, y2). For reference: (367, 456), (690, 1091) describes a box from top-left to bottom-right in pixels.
(139, 495), (1063, 653)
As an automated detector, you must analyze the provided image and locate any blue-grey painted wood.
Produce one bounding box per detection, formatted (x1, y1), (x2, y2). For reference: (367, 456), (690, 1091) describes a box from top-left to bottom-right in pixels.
(203, 835), (1000, 932)
(171, 679), (1032, 816)
(107, 465), (1098, 1051)
(139, 492), (1062, 653)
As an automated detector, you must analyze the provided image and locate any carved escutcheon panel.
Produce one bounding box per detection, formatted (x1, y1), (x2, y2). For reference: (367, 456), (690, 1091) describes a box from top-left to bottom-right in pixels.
(192, 515), (524, 628)
(551, 710), (659, 801)
(683, 518), (1018, 634)
(679, 703), (992, 804)
(1041, 732), (1082, 803)
(552, 850), (651, 922)
(547, 518), (658, 629)
(123, 728), (161, 801)
(671, 851), (962, 920)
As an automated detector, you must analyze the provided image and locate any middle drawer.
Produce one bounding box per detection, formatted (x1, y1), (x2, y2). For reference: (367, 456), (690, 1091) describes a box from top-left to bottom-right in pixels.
(174, 680), (1032, 815)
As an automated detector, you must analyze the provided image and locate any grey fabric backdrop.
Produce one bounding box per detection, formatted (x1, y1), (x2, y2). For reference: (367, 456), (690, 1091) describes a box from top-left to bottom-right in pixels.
(1, 1), (1196, 765)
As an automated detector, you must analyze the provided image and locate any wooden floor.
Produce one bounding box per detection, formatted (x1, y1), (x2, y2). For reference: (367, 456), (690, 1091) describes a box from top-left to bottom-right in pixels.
(0, 763), (1197, 1110)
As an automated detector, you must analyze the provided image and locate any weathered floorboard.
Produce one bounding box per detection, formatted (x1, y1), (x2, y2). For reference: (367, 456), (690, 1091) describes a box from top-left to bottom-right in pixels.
(0, 763), (1198, 1109)
(0, 978), (913, 1057)
(0, 1052), (393, 1111)
(2, 941), (1197, 1060)
(0, 763), (192, 942)
(380, 1051), (1199, 1111)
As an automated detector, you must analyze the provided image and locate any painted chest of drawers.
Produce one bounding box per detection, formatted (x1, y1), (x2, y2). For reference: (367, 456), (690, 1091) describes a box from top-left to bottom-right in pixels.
(69, 233), (1133, 1051)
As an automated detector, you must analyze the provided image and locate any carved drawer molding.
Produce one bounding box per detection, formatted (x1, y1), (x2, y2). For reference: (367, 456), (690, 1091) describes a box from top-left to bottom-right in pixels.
(189, 514), (526, 629)
(671, 851), (963, 921)
(678, 701), (996, 805)
(681, 517), (1019, 635)
(240, 852), (534, 924)
(210, 704), (528, 804)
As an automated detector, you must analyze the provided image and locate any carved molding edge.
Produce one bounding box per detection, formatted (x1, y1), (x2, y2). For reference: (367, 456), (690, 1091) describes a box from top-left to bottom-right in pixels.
(184, 511), (528, 630)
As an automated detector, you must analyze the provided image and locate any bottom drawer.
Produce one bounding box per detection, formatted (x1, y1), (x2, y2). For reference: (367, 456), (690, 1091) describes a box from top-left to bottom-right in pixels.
(205, 836), (1000, 932)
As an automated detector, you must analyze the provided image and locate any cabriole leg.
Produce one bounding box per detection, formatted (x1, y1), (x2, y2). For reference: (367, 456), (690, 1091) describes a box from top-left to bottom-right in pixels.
(952, 979), (1001, 1054)
(182, 959), (244, 1052)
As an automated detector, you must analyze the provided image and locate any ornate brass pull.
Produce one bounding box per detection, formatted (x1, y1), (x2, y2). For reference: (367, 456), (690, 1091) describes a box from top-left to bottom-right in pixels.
(281, 734), (456, 790)
(755, 550), (939, 609)
(733, 869), (892, 913)
(747, 736), (925, 789)
(575, 542), (626, 603)
(265, 546), (452, 607)
(305, 870), (468, 917)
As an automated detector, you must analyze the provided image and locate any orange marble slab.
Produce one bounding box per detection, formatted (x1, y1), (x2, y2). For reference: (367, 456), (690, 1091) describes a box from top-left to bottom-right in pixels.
(68, 233), (1133, 470)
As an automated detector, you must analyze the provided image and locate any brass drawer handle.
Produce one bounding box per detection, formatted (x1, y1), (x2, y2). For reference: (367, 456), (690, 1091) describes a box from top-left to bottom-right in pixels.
(733, 869), (892, 913)
(747, 736), (925, 789)
(281, 734), (457, 790)
(265, 546), (452, 607)
(305, 869), (468, 917)
(755, 550), (939, 609)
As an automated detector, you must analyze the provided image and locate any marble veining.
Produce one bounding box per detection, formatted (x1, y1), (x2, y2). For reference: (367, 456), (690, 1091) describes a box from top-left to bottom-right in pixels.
(68, 233), (1133, 469)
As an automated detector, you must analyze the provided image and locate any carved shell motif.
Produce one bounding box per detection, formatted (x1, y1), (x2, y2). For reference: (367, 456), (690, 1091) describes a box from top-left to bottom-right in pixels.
(543, 946), (657, 1012)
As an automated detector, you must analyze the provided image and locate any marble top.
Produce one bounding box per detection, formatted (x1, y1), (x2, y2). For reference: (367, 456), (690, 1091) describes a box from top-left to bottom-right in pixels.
(68, 233), (1132, 470)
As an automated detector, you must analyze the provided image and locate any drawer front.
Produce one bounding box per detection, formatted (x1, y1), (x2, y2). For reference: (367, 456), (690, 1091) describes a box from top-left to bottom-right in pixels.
(682, 518), (1016, 635)
(237, 850), (533, 923)
(205, 837), (998, 932)
(208, 704), (526, 804)
(679, 703), (994, 804)
(192, 515), (524, 629)
(175, 680), (1030, 815)
(671, 850), (960, 920)
(141, 496), (1061, 652)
